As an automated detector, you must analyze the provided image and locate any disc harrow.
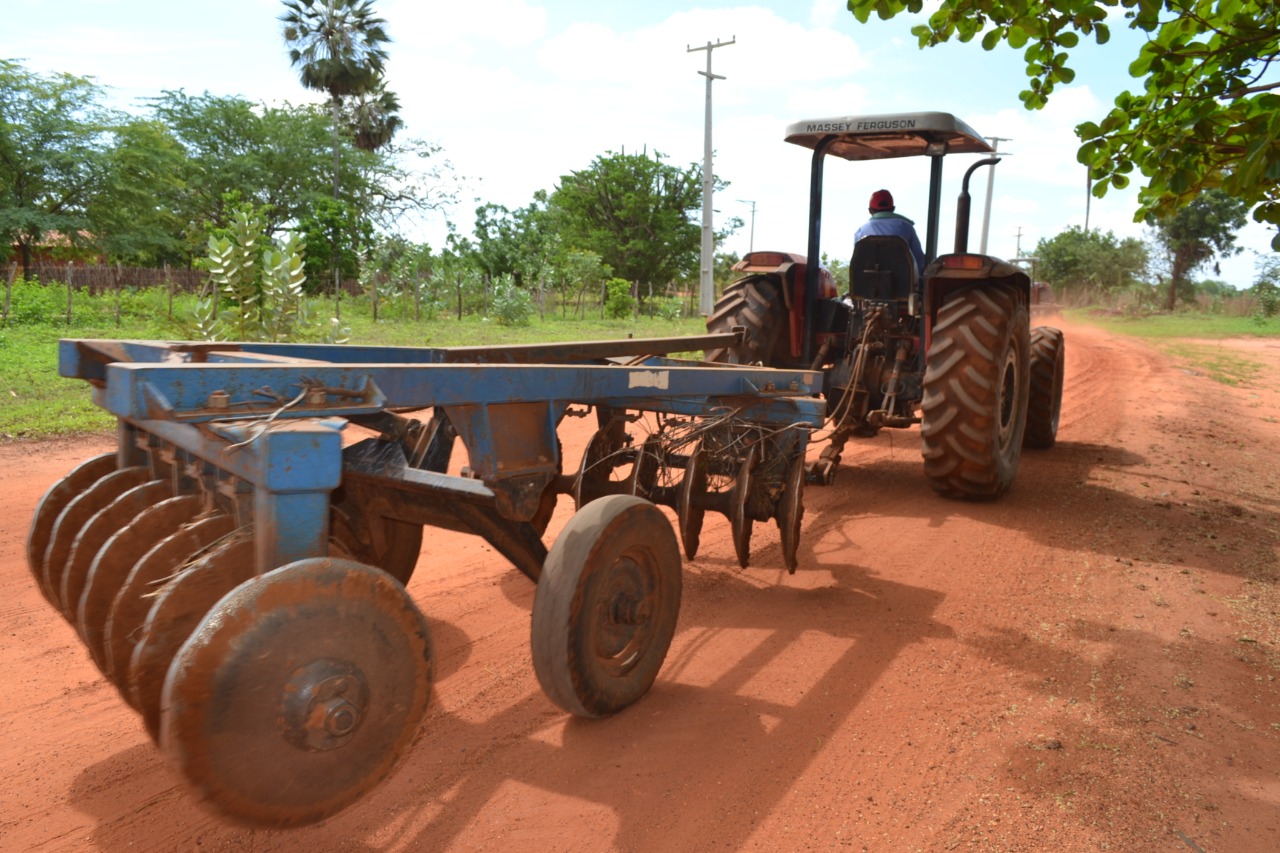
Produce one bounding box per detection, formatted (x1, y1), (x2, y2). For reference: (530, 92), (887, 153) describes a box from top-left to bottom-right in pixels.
(30, 334), (824, 827)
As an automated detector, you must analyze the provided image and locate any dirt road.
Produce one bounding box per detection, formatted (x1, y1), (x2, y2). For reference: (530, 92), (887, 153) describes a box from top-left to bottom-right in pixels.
(2, 322), (1278, 852)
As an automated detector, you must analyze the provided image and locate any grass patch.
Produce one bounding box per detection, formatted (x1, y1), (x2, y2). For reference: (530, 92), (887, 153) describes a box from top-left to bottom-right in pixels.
(1072, 309), (1280, 340)
(0, 286), (705, 439)
(1161, 343), (1265, 386)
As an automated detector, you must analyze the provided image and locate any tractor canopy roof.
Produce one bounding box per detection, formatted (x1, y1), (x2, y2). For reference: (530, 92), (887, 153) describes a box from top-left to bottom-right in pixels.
(784, 112), (992, 161)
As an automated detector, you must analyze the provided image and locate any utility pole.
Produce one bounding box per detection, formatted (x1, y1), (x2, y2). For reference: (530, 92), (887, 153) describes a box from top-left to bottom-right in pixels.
(739, 199), (757, 253)
(1084, 165), (1092, 232)
(979, 136), (1011, 255)
(1015, 226), (1025, 257)
(688, 36), (735, 315)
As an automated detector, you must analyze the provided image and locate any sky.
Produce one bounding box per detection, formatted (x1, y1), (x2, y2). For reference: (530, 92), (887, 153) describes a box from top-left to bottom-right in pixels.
(5, 0), (1275, 288)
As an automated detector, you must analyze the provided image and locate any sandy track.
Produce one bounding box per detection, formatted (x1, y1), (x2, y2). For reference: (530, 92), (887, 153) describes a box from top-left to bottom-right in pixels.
(1, 322), (1278, 851)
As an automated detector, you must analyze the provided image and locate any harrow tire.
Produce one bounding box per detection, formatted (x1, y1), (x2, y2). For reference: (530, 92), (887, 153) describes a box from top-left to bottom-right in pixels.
(532, 495), (682, 718)
(1024, 326), (1065, 450)
(704, 275), (787, 366)
(921, 284), (1030, 500)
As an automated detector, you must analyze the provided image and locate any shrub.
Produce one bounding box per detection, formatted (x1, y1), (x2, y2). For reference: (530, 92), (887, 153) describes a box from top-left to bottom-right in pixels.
(490, 276), (533, 327)
(604, 278), (635, 319)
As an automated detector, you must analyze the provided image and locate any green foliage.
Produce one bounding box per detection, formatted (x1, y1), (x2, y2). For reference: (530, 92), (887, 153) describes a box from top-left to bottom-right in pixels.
(1149, 188), (1250, 309)
(1254, 257), (1280, 322)
(489, 275), (534, 326)
(298, 196), (370, 293)
(549, 150), (717, 287)
(281, 0), (390, 102)
(845, 0), (1280, 247)
(0, 60), (116, 276)
(604, 278), (636, 319)
(197, 209), (339, 342)
(1034, 226), (1149, 294)
(654, 296), (686, 321)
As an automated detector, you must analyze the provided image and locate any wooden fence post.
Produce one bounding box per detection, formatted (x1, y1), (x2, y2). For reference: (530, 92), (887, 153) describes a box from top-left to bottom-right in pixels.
(114, 262), (123, 327)
(3, 263), (15, 326)
(65, 263), (74, 325)
(165, 262), (173, 319)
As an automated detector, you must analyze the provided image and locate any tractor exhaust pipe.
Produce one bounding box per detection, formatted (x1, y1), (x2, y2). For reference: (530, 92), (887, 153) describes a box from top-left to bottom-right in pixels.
(954, 157), (1001, 254)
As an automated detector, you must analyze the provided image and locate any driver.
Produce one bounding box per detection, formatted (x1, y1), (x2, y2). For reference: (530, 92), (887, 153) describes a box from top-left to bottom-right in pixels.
(854, 189), (926, 274)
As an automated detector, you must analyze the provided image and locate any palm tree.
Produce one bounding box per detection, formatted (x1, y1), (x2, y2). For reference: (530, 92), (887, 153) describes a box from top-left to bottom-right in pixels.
(280, 0), (390, 198)
(280, 0), (390, 310)
(343, 82), (402, 152)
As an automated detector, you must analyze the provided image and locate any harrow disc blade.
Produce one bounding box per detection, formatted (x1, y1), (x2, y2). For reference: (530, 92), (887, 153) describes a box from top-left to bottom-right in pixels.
(62, 480), (173, 624)
(105, 514), (237, 694)
(79, 495), (204, 672)
(129, 531), (256, 741)
(42, 467), (150, 615)
(161, 558), (433, 828)
(729, 449), (756, 570)
(27, 453), (117, 601)
(676, 443), (707, 560)
(776, 455), (806, 573)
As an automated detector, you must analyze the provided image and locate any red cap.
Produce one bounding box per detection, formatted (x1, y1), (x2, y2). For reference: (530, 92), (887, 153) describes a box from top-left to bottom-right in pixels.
(869, 189), (894, 211)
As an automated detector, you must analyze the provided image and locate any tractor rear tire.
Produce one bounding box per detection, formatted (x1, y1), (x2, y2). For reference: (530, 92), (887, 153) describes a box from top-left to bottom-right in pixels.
(921, 284), (1030, 500)
(1024, 326), (1065, 449)
(704, 275), (786, 366)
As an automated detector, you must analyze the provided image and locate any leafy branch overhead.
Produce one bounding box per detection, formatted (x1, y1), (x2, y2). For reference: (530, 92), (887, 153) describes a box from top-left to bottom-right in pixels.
(847, 0), (1280, 248)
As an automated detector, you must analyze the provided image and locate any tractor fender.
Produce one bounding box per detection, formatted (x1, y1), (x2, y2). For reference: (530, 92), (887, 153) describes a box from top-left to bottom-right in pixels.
(921, 254), (1031, 353)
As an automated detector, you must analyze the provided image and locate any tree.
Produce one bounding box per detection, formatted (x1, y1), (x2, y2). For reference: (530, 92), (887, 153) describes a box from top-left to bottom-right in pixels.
(0, 61), (115, 278)
(280, 0), (391, 198)
(548, 150), (710, 289)
(1034, 226), (1149, 294)
(86, 118), (188, 265)
(1148, 188), (1248, 309)
(847, 1), (1280, 247)
(343, 82), (402, 152)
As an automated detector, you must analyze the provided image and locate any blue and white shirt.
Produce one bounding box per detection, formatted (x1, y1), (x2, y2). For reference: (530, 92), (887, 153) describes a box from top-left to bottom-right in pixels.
(854, 212), (927, 275)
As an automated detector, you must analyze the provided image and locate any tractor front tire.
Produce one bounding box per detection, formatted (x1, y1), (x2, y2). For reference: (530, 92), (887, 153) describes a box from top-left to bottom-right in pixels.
(921, 284), (1030, 500)
(704, 275), (786, 366)
(1024, 326), (1065, 449)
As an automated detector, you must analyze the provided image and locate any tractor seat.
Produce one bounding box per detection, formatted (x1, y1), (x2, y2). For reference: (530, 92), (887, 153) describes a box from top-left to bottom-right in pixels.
(849, 235), (918, 303)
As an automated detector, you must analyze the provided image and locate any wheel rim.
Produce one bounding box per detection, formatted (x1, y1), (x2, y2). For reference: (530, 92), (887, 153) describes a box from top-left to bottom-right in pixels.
(587, 550), (662, 677)
(997, 345), (1020, 451)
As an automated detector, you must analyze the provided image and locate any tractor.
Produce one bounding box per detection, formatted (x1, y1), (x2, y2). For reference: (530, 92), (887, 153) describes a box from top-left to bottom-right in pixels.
(706, 111), (1066, 498)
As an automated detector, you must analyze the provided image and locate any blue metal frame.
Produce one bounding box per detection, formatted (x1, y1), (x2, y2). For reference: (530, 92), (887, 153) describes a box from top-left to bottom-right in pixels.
(62, 339), (828, 575)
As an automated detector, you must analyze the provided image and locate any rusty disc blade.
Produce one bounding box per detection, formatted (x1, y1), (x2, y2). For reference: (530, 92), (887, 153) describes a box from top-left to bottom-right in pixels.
(676, 443), (707, 560)
(776, 455), (806, 573)
(62, 480), (173, 624)
(729, 450), (756, 570)
(129, 531), (256, 741)
(161, 558), (432, 828)
(42, 467), (150, 616)
(27, 453), (117, 602)
(78, 494), (204, 672)
(105, 514), (237, 695)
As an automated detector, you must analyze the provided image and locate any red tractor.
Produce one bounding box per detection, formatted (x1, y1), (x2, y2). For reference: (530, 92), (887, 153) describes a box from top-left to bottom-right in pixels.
(707, 111), (1065, 499)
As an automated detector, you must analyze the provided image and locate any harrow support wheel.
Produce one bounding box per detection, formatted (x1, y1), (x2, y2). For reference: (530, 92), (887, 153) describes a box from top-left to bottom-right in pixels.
(1024, 326), (1065, 450)
(130, 532), (256, 740)
(105, 514), (237, 693)
(776, 454), (806, 573)
(920, 284), (1030, 500)
(676, 442), (707, 559)
(27, 453), (117, 601)
(41, 466), (150, 614)
(161, 558), (433, 828)
(531, 495), (682, 718)
(78, 494), (204, 671)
